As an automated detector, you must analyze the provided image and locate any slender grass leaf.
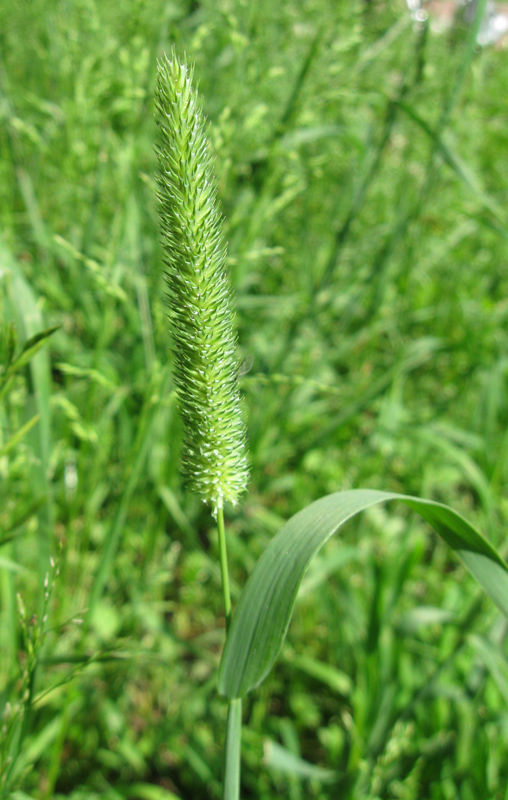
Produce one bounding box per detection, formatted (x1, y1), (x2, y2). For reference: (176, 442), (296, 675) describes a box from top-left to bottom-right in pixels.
(2, 322), (17, 369)
(264, 740), (338, 784)
(288, 651), (352, 696)
(396, 99), (508, 229)
(54, 362), (116, 391)
(0, 414), (40, 458)
(219, 490), (508, 699)
(4, 325), (60, 377)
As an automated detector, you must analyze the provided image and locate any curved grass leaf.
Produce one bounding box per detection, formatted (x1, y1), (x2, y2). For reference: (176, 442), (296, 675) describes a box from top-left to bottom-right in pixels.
(219, 490), (508, 699)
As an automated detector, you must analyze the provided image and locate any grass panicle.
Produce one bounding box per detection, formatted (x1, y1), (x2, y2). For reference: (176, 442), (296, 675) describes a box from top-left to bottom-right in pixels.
(154, 50), (249, 512)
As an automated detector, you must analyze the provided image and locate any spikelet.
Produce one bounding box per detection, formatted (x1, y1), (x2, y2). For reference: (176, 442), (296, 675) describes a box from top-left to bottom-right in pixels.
(154, 51), (249, 512)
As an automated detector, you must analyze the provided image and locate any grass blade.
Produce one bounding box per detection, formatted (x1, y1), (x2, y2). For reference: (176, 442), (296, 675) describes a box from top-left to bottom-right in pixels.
(396, 98), (507, 229)
(264, 739), (338, 784)
(219, 490), (508, 699)
(0, 415), (40, 459)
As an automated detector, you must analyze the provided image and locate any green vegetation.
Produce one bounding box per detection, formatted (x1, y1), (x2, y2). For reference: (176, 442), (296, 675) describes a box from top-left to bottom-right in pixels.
(1, 1), (508, 799)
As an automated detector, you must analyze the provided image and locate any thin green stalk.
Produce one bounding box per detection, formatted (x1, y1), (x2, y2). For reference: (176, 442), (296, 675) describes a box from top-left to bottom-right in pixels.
(217, 505), (232, 632)
(216, 506), (241, 799)
(223, 698), (242, 800)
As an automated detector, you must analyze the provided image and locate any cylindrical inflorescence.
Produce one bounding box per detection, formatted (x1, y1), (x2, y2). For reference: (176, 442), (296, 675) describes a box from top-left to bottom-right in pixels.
(154, 51), (249, 511)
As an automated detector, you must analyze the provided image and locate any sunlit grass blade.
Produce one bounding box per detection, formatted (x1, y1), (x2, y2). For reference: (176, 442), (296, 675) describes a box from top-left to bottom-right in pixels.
(219, 489), (508, 699)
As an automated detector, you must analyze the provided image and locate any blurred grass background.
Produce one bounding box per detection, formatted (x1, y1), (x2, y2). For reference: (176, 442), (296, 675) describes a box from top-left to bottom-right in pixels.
(1, 0), (508, 798)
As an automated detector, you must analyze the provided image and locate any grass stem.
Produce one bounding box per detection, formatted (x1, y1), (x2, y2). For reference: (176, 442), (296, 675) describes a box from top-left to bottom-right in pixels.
(223, 697), (242, 800)
(216, 505), (241, 798)
(217, 504), (232, 632)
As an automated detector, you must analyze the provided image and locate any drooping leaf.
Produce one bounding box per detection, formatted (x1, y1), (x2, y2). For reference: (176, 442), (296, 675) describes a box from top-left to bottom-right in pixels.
(219, 490), (508, 699)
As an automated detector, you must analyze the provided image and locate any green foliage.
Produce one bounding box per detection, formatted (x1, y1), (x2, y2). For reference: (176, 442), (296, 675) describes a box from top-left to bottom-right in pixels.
(1, 1), (508, 799)
(219, 491), (508, 699)
(154, 52), (249, 511)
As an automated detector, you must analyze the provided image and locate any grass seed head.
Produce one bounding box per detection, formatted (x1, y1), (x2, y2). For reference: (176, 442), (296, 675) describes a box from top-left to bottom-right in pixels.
(154, 50), (249, 512)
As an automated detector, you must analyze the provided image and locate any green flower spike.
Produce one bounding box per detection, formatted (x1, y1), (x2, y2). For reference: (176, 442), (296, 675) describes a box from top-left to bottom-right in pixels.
(154, 51), (249, 513)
